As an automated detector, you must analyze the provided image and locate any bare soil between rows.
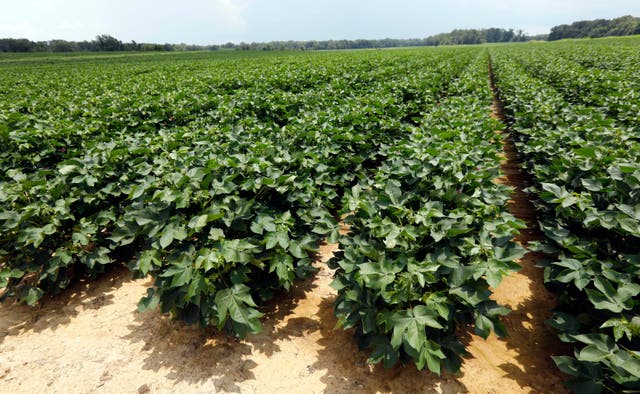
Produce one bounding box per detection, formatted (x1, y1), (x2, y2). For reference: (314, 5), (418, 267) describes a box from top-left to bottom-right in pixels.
(0, 70), (569, 394)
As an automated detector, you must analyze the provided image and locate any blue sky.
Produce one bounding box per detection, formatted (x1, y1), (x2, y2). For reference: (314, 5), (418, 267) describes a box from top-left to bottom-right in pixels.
(1, 0), (639, 44)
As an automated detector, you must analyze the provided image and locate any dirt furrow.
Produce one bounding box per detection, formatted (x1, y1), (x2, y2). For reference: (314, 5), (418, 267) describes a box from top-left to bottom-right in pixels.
(463, 58), (570, 393)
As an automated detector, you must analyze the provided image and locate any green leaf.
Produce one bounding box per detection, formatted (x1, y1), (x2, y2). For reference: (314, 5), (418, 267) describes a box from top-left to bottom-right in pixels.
(541, 182), (563, 198)
(269, 253), (295, 288)
(359, 260), (404, 290)
(18, 227), (45, 248)
(423, 340), (446, 375)
(215, 284), (263, 337)
(585, 288), (622, 313)
(209, 227), (224, 241)
(326, 228), (340, 244)
(474, 314), (495, 339)
(389, 305), (444, 371)
(578, 345), (610, 362)
(288, 240), (307, 259)
(170, 266), (192, 288)
(547, 312), (580, 335)
(581, 178), (603, 192)
(24, 287), (44, 306)
(58, 164), (78, 175)
(160, 224), (176, 249)
(138, 288), (160, 312)
(368, 336), (399, 369)
(600, 317), (639, 342)
(573, 147), (596, 158)
(493, 241), (526, 262)
(265, 232), (278, 249)
(276, 231), (289, 249)
(566, 380), (604, 394)
(1, 268), (24, 280)
(552, 355), (582, 376)
(413, 305), (444, 329)
(135, 250), (161, 275)
(188, 214), (208, 230)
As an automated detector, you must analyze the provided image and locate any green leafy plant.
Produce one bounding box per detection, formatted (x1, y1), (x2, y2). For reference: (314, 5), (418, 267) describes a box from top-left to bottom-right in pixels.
(491, 43), (640, 393)
(329, 53), (525, 373)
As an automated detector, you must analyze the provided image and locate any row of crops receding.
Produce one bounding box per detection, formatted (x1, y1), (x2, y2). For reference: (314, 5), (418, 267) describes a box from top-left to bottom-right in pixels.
(1, 38), (639, 392)
(1, 48), (520, 363)
(491, 38), (640, 393)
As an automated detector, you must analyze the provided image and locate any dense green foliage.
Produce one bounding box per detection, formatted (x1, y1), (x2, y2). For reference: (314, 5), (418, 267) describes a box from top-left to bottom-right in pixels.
(549, 15), (640, 41)
(329, 53), (525, 373)
(0, 34), (204, 53)
(491, 37), (640, 393)
(0, 47), (520, 371)
(1, 36), (639, 389)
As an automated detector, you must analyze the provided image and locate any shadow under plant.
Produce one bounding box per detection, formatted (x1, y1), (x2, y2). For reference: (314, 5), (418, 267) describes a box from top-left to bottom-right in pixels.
(125, 247), (469, 393)
(0, 265), (131, 345)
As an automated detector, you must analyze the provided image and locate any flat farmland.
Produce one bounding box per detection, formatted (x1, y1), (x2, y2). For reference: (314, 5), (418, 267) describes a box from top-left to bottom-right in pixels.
(1, 37), (638, 393)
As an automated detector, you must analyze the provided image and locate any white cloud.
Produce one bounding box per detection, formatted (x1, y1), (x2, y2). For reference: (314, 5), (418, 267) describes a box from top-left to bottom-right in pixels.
(211, 0), (250, 29)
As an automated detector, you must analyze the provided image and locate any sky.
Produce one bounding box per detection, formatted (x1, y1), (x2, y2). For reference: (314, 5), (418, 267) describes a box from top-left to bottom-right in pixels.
(1, 0), (639, 45)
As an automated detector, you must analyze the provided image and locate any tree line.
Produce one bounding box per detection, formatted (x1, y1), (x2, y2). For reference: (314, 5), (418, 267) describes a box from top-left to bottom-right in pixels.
(548, 15), (640, 40)
(0, 15), (638, 53)
(0, 28), (531, 53)
(0, 34), (217, 53)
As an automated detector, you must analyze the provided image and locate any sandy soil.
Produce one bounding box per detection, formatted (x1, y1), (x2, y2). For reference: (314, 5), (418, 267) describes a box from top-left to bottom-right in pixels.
(0, 238), (567, 394)
(0, 78), (569, 393)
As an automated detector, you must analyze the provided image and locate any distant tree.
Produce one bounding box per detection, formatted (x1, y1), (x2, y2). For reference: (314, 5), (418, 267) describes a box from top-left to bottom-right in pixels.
(486, 28), (503, 43)
(549, 15), (640, 40)
(608, 15), (639, 36)
(513, 29), (527, 42)
(76, 40), (99, 51)
(33, 41), (49, 51)
(49, 39), (76, 52)
(173, 43), (187, 51)
(0, 24), (555, 53)
(139, 43), (161, 51)
(123, 40), (140, 51)
(0, 38), (36, 52)
(95, 34), (124, 51)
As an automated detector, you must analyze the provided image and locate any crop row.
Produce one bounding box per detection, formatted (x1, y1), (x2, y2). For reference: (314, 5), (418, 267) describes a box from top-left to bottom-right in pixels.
(509, 46), (639, 126)
(491, 47), (640, 393)
(329, 52), (525, 373)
